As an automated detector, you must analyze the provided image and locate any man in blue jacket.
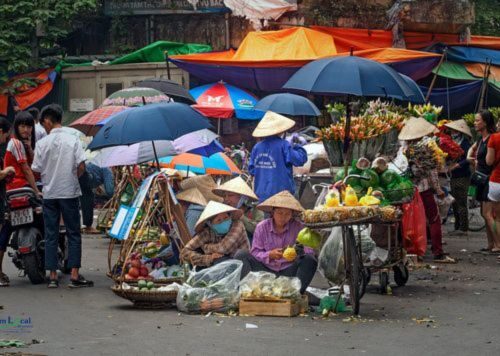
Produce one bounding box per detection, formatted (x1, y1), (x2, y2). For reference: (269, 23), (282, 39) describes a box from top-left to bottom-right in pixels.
(249, 111), (307, 202)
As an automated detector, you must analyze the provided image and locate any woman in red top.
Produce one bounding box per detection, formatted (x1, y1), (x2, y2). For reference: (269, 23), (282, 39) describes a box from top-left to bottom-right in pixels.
(4, 112), (41, 196)
(485, 118), (500, 255)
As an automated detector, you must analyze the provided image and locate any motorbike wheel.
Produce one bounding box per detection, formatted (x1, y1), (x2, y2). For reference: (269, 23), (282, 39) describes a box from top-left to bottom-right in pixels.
(23, 253), (46, 285)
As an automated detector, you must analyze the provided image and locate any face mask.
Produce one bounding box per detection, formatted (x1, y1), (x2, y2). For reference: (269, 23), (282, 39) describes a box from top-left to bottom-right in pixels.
(236, 196), (248, 209)
(451, 134), (461, 141)
(209, 219), (232, 235)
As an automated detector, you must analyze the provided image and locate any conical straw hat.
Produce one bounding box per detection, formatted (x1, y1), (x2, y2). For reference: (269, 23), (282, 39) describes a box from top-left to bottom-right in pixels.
(398, 117), (438, 141)
(176, 188), (208, 207)
(252, 111), (296, 138)
(213, 176), (258, 201)
(257, 190), (304, 213)
(194, 201), (243, 233)
(179, 174), (222, 203)
(444, 119), (472, 138)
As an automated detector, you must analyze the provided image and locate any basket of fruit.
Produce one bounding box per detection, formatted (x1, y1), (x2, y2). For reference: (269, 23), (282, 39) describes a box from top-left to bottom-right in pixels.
(111, 280), (180, 308)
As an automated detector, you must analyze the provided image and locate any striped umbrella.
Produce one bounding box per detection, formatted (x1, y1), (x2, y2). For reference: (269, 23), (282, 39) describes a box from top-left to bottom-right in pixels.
(158, 152), (241, 176)
(70, 106), (129, 136)
(101, 87), (171, 107)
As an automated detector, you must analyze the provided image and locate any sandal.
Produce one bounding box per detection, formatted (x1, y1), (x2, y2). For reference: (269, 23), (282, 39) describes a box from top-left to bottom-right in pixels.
(0, 272), (10, 287)
(69, 275), (94, 288)
(433, 255), (457, 264)
(47, 279), (59, 288)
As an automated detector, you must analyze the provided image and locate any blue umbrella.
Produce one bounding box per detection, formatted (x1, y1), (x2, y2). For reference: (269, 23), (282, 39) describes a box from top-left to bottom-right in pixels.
(188, 140), (224, 157)
(283, 56), (420, 102)
(400, 74), (425, 104)
(254, 93), (321, 117)
(88, 103), (211, 150)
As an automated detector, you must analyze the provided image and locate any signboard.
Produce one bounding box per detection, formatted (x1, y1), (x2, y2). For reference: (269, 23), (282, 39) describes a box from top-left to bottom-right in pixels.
(108, 172), (160, 240)
(69, 98), (94, 112)
(104, 0), (228, 15)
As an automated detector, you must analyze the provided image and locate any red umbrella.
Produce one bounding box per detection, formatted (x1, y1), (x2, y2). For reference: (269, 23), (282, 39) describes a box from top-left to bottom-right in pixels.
(70, 106), (130, 136)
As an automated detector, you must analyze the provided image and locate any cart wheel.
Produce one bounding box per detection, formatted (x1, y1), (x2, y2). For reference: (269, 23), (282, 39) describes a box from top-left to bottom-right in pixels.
(393, 265), (409, 287)
(379, 271), (389, 294)
(345, 227), (361, 315)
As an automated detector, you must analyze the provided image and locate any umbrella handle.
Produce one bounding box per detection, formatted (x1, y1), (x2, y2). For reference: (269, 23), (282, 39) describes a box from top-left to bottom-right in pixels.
(152, 141), (161, 171)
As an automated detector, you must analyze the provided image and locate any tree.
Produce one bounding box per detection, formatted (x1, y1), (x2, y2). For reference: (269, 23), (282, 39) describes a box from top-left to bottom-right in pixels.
(0, 1), (98, 82)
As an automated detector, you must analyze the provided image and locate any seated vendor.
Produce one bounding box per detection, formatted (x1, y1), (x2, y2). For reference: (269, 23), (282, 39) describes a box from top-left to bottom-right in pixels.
(181, 201), (250, 268)
(176, 187), (208, 237)
(235, 191), (317, 294)
(213, 176), (264, 242)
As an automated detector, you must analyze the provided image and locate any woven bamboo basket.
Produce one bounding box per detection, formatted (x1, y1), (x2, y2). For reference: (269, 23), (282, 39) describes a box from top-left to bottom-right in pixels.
(111, 285), (178, 309)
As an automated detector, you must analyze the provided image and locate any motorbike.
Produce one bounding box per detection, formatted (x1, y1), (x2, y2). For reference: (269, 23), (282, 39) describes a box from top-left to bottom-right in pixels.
(6, 187), (68, 284)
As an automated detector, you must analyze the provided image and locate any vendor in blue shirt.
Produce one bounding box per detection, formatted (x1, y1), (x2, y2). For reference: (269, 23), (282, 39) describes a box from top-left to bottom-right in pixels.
(249, 111), (307, 202)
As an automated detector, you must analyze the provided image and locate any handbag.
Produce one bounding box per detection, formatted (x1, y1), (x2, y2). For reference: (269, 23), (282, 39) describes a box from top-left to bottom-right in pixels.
(471, 170), (489, 186)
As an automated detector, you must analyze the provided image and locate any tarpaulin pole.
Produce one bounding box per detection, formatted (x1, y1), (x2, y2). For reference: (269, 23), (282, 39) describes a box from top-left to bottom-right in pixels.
(478, 59), (492, 111)
(426, 49), (447, 103)
(164, 51), (171, 80)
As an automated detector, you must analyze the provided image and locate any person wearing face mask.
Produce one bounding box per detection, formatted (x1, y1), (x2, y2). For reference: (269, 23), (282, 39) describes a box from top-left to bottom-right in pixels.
(444, 120), (472, 235)
(249, 111), (307, 202)
(213, 176), (263, 242)
(181, 201), (249, 267)
(234, 191), (317, 294)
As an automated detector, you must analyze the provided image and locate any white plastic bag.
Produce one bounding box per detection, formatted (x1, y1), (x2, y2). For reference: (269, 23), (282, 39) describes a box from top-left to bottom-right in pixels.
(239, 272), (301, 300)
(318, 227), (345, 285)
(437, 194), (455, 220)
(176, 260), (242, 313)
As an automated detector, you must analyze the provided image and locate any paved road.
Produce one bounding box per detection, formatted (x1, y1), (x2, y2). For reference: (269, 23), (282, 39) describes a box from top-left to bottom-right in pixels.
(1, 232), (499, 356)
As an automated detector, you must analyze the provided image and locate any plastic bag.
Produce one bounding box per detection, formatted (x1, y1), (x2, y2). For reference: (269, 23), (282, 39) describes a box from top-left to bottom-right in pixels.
(296, 227), (322, 249)
(239, 272), (301, 300)
(318, 227), (345, 285)
(401, 192), (427, 256)
(176, 260), (242, 314)
(437, 194), (454, 221)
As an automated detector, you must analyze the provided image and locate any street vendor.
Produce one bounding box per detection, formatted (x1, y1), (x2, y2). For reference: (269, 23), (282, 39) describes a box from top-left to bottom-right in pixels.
(176, 187), (208, 237)
(181, 201), (249, 267)
(249, 111), (307, 202)
(399, 117), (455, 263)
(213, 176), (264, 242)
(234, 191), (317, 294)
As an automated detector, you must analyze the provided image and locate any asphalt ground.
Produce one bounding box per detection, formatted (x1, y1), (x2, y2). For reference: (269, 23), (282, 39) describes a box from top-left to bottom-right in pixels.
(1, 230), (499, 356)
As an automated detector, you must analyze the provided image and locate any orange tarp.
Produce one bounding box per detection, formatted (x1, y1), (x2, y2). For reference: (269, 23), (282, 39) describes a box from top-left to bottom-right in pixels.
(465, 63), (500, 83)
(232, 27), (336, 61)
(172, 28), (440, 67)
(313, 26), (500, 51)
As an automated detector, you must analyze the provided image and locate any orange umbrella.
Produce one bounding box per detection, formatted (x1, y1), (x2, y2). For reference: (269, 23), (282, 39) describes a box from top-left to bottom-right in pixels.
(158, 152), (241, 176)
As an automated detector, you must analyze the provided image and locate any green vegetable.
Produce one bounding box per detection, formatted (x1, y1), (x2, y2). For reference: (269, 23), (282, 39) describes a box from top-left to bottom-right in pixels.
(380, 170), (401, 188)
(360, 169), (379, 189)
(138, 280), (147, 289)
(146, 281), (155, 290)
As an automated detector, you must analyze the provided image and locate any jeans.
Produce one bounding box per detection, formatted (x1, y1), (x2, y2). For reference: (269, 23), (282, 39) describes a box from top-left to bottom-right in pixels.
(234, 250), (318, 293)
(43, 198), (82, 271)
(79, 171), (94, 228)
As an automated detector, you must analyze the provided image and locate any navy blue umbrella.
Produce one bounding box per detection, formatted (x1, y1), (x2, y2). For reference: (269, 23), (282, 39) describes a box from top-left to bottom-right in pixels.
(400, 74), (425, 104)
(88, 103), (211, 150)
(254, 93), (321, 117)
(283, 56), (420, 102)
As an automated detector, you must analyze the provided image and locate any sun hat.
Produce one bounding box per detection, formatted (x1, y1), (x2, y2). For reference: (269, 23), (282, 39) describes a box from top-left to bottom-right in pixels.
(252, 111), (296, 138)
(213, 176), (258, 201)
(398, 117), (439, 141)
(194, 201), (243, 233)
(179, 174), (223, 203)
(444, 119), (473, 138)
(176, 188), (208, 207)
(257, 190), (304, 213)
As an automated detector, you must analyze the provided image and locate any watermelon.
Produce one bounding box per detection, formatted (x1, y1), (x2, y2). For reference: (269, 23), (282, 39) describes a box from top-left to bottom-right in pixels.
(380, 170), (401, 188)
(360, 169), (379, 188)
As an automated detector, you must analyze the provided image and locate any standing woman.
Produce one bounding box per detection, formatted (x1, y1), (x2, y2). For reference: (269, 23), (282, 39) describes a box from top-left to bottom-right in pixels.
(444, 119), (472, 234)
(468, 110), (499, 252)
(4, 112), (41, 195)
(485, 114), (500, 255)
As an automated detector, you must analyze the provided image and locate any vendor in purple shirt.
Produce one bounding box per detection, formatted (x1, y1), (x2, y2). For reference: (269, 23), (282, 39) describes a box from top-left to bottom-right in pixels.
(234, 191), (317, 293)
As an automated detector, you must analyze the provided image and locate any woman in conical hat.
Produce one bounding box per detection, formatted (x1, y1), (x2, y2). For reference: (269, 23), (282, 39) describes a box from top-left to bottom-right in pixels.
(213, 176), (264, 242)
(443, 119), (472, 235)
(400, 117), (456, 263)
(181, 201), (249, 268)
(234, 191), (317, 293)
(176, 187), (208, 237)
(249, 111), (307, 202)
